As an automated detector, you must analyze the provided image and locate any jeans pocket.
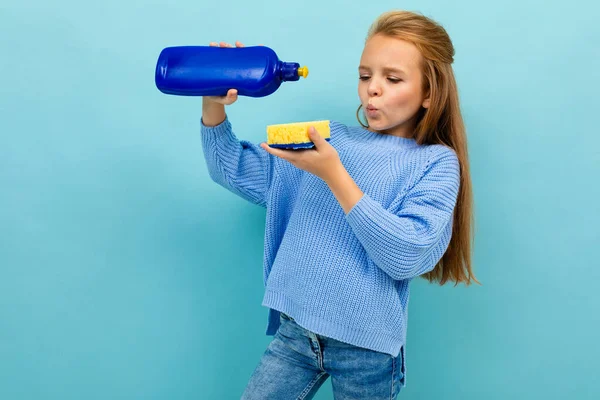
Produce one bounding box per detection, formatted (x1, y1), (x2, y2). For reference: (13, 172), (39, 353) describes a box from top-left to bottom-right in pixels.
(280, 312), (293, 321)
(397, 346), (405, 387)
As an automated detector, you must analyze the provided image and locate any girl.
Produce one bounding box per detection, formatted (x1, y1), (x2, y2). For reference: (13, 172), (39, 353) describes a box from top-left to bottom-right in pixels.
(200, 9), (477, 400)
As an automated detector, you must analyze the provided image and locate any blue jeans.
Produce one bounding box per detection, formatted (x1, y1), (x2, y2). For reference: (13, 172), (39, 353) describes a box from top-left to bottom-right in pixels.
(241, 313), (404, 399)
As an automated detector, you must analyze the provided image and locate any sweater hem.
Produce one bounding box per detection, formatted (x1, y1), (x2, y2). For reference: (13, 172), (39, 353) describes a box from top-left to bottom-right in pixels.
(262, 289), (404, 358)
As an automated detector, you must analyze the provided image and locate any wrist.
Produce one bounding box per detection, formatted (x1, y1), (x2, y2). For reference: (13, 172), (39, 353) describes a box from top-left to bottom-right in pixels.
(202, 99), (226, 127)
(325, 165), (364, 214)
(324, 162), (347, 187)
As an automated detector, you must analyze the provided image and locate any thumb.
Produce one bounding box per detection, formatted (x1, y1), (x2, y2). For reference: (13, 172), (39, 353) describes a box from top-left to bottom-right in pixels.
(308, 126), (325, 149)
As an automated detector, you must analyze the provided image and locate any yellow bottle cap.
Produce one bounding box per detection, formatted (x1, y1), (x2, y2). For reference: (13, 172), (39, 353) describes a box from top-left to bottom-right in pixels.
(297, 66), (309, 78)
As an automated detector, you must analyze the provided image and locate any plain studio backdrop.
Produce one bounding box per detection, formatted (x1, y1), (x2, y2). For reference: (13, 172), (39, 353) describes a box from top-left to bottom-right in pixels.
(1, 0), (598, 399)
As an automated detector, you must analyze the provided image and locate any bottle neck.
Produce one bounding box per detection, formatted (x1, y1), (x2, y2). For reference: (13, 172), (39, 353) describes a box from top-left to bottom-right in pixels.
(279, 62), (301, 81)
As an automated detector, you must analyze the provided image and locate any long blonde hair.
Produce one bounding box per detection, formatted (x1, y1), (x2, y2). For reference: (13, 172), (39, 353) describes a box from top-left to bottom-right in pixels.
(359, 10), (479, 286)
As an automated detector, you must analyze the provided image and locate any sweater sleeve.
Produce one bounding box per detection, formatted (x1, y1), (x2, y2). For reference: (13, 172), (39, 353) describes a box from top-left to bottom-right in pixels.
(345, 146), (460, 280)
(200, 116), (275, 207)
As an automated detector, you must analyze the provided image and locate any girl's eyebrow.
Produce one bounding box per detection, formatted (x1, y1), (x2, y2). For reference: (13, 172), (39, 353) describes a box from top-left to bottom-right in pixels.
(358, 65), (407, 75)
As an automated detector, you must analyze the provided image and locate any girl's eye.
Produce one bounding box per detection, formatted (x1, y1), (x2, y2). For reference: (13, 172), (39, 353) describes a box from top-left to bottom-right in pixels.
(359, 76), (402, 83)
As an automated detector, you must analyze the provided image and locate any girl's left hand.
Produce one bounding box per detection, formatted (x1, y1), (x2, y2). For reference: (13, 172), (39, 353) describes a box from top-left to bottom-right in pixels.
(260, 127), (343, 183)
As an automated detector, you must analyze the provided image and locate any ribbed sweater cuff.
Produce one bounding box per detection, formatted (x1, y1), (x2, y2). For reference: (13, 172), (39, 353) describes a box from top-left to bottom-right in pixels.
(345, 193), (380, 233)
(200, 116), (237, 148)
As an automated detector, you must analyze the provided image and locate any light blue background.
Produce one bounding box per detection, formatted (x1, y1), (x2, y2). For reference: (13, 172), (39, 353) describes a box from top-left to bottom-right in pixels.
(1, 0), (598, 399)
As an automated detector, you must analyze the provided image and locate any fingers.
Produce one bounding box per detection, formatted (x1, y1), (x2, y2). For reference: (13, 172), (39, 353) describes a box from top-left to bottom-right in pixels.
(260, 143), (295, 160)
(208, 41), (235, 47)
(209, 41), (255, 48)
(219, 41), (242, 48)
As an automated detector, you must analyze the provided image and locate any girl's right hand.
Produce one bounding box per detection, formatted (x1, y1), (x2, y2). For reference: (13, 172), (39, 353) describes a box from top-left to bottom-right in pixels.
(203, 41), (261, 106)
(202, 42), (244, 106)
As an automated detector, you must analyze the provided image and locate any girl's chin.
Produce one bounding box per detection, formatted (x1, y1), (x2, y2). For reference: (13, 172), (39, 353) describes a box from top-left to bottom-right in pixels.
(366, 118), (389, 131)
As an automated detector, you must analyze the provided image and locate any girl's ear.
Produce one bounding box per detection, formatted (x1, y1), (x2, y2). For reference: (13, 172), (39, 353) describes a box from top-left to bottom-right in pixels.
(422, 97), (431, 109)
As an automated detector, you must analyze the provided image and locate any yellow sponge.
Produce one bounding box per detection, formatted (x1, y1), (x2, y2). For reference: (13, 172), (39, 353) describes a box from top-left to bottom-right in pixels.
(266, 120), (331, 149)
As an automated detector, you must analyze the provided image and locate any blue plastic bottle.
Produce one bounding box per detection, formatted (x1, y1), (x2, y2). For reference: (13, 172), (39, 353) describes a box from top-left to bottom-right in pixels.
(155, 45), (308, 97)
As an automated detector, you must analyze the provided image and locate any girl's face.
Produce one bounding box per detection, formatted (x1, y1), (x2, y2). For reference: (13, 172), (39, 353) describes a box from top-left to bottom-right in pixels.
(358, 34), (430, 138)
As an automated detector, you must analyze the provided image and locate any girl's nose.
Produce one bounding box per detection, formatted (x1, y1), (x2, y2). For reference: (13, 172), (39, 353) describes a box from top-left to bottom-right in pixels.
(368, 82), (381, 97)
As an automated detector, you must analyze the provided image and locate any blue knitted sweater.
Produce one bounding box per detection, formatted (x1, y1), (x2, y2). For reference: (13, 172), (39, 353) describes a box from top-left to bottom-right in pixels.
(200, 116), (459, 369)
